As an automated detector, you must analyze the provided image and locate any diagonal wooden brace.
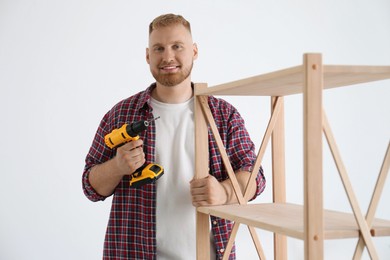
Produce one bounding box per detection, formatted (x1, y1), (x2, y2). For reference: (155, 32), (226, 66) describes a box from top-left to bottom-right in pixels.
(323, 111), (379, 260)
(353, 142), (390, 259)
(197, 95), (266, 259)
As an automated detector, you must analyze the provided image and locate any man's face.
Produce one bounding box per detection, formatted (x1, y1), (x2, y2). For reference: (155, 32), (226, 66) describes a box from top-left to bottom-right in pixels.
(146, 24), (198, 87)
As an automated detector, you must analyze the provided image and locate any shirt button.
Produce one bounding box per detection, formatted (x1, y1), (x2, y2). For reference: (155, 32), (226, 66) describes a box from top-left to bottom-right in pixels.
(219, 248), (225, 253)
(213, 221), (217, 225)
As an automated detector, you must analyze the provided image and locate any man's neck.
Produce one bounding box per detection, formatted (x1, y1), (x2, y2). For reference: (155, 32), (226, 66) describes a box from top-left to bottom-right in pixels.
(152, 80), (193, 104)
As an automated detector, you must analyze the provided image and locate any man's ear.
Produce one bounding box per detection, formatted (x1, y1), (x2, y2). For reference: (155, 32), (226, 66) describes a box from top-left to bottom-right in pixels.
(193, 43), (198, 60)
(146, 48), (150, 64)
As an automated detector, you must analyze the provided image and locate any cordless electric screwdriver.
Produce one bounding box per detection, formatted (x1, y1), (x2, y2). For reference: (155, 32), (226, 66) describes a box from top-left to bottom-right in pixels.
(104, 117), (164, 188)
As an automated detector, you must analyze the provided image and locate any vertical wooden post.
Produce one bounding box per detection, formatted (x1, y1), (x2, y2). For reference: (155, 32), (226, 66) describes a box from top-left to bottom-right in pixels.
(194, 83), (211, 260)
(303, 53), (324, 260)
(271, 96), (287, 260)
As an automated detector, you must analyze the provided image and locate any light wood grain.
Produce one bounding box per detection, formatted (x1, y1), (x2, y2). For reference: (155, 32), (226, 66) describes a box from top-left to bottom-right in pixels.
(303, 53), (324, 260)
(194, 83), (210, 260)
(271, 96), (287, 260)
(197, 203), (390, 240)
(198, 86), (267, 259)
(194, 54), (390, 259)
(195, 65), (390, 97)
(198, 96), (245, 204)
(353, 143), (390, 259)
(323, 111), (379, 259)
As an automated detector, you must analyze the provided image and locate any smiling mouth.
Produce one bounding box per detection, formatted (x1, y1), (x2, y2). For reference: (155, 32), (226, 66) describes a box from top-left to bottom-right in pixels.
(160, 65), (180, 73)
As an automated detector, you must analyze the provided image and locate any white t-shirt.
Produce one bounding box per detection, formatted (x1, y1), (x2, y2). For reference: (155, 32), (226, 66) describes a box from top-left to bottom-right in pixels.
(151, 97), (197, 259)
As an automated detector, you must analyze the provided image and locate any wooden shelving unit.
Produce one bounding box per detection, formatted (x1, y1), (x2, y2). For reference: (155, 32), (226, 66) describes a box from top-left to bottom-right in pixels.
(194, 53), (390, 260)
(198, 203), (390, 240)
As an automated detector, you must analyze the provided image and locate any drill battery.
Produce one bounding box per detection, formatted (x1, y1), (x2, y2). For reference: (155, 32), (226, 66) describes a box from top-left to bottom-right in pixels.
(130, 163), (164, 188)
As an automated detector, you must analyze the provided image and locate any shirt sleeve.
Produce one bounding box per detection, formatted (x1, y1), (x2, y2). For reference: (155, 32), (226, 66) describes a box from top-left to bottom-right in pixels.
(226, 106), (266, 200)
(208, 97), (266, 201)
(82, 113), (115, 202)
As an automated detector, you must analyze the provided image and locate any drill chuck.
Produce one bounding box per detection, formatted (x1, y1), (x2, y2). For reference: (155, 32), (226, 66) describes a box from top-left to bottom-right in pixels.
(126, 120), (148, 137)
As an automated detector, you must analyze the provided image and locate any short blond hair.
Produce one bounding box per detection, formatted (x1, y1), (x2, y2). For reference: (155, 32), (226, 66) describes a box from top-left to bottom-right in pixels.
(149, 14), (191, 35)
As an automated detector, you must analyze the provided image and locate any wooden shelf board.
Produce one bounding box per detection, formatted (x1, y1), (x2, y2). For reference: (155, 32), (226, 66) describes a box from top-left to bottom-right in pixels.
(194, 65), (390, 97)
(197, 203), (390, 240)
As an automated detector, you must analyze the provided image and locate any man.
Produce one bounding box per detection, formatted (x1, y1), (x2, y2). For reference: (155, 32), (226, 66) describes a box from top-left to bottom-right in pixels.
(82, 13), (266, 259)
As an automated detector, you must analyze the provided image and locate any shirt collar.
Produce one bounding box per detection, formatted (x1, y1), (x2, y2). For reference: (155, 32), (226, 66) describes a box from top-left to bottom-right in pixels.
(136, 83), (156, 112)
(139, 82), (195, 111)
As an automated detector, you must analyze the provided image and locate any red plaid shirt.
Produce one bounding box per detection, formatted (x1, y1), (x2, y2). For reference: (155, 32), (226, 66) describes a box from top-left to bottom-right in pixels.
(82, 84), (266, 259)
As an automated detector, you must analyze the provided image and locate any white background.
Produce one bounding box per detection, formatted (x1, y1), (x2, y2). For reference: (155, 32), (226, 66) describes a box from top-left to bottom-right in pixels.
(1, 0), (389, 259)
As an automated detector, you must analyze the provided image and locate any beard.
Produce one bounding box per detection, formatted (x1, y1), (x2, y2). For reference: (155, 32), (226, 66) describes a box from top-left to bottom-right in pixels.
(151, 61), (193, 87)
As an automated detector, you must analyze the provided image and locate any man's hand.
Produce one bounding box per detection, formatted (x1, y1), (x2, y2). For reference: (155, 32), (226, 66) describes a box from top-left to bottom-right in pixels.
(114, 139), (146, 176)
(89, 139), (145, 197)
(189, 171), (256, 207)
(190, 175), (228, 207)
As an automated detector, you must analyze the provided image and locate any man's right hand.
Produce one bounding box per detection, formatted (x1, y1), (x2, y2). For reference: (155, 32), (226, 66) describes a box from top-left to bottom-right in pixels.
(89, 139), (146, 197)
(114, 139), (146, 176)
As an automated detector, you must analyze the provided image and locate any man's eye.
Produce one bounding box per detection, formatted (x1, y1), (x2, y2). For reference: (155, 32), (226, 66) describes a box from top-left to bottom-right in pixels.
(173, 45), (182, 50)
(154, 47), (164, 52)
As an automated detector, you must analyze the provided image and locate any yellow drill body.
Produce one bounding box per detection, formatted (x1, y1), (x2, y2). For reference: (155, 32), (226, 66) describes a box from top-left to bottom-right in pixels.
(104, 124), (140, 149)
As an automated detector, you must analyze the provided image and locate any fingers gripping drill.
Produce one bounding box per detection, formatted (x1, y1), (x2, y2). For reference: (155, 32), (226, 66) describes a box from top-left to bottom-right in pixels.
(104, 117), (164, 188)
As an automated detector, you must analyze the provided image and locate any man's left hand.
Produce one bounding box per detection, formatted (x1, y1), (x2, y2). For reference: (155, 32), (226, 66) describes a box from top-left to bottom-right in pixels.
(189, 175), (227, 207)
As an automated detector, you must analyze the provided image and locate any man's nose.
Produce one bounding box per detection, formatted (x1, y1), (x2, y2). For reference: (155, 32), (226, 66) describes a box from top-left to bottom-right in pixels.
(162, 49), (174, 62)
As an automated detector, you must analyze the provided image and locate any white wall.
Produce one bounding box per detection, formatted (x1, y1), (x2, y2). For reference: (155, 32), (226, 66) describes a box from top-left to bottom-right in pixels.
(1, 0), (389, 259)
